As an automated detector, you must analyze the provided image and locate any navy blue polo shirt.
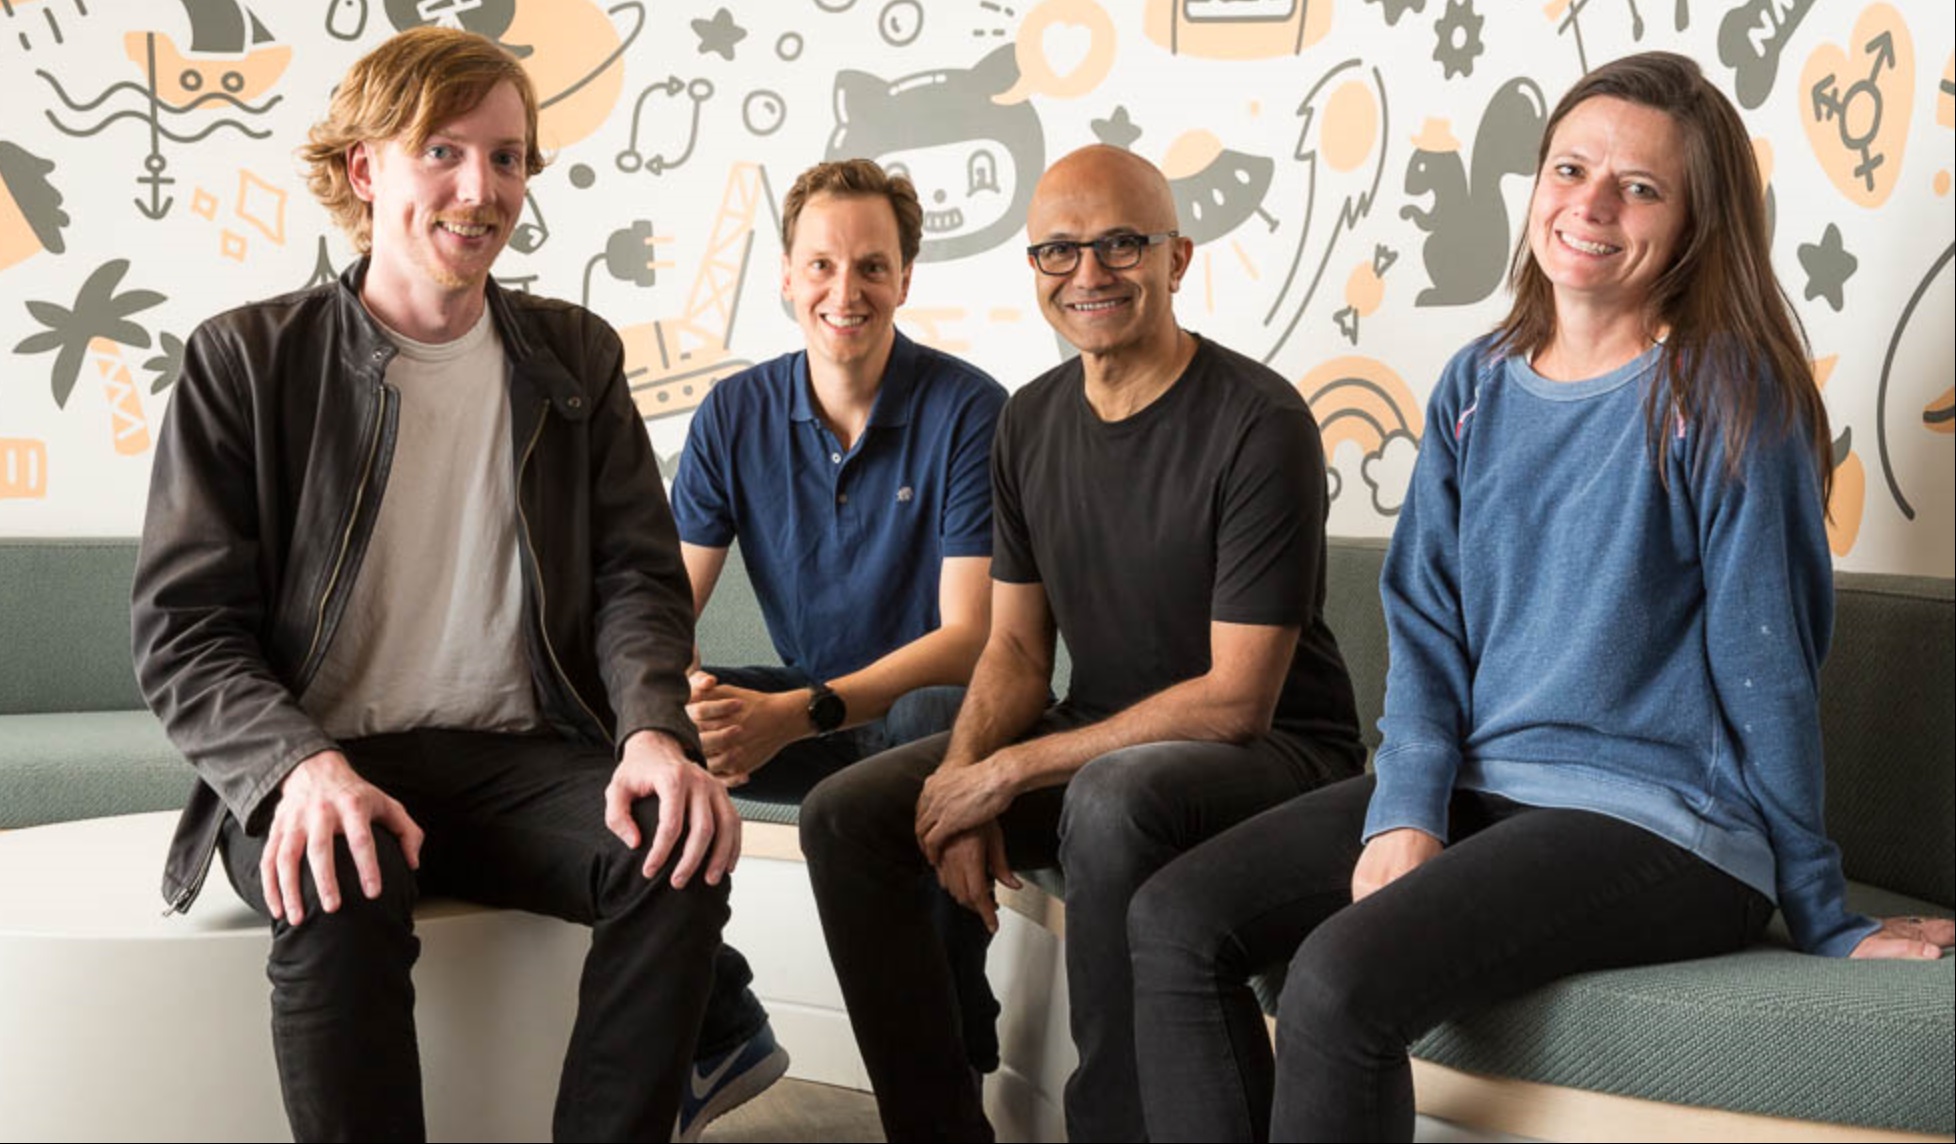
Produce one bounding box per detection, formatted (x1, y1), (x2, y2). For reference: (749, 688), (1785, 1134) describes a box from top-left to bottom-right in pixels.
(671, 331), (1006, 683)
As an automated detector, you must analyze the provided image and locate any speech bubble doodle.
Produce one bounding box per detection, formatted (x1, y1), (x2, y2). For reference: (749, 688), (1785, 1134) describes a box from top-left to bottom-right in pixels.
(1800, 3), (1913, 208)
(997, 0), (1116, 105)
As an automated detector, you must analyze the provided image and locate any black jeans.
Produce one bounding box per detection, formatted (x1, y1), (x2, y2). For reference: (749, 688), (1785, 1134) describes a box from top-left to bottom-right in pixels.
(1128, 775), (1775, 1142)
(218, 729), (730, 1143)
(691, 666), (990, 1064)
(800, 708), (1349, 1142)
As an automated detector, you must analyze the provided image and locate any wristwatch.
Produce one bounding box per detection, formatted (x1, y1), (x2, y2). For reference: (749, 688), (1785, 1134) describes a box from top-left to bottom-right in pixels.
(806, 683), (846, 735)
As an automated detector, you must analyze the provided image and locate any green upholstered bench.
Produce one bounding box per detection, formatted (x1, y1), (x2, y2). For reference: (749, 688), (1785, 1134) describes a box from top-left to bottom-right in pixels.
(3, 536), (1950, 1141)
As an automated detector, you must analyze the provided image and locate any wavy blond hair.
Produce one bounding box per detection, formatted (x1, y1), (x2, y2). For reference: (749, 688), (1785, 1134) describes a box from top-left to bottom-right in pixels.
(300, 27), (546, 255)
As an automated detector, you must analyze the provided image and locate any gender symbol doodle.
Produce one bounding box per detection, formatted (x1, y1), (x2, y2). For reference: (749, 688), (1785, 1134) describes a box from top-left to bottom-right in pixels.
(1802, 7), (1913, 207)
(618, 76), (714, 176)
(36, 1), (290, 220)
(1718, 0), (1813, 110)
(827, 46), (1045, 264)
(1402, 77), (1546, 307)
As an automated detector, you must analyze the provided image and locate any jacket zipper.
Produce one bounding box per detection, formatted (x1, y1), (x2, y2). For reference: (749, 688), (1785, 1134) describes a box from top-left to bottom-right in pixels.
(515, 403), (614, 747)
(301, 384), (389, 681)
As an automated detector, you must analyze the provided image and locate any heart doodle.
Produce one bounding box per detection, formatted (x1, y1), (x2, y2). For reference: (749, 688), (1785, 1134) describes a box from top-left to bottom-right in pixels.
(1799, 3), (1913, 208)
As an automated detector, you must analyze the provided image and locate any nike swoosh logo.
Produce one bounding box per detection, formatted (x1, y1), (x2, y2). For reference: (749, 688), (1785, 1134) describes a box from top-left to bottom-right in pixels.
(688, 1051), (743, 1102)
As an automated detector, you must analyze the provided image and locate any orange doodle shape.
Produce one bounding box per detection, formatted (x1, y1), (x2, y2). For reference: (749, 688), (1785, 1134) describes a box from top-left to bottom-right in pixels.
(190, 187), (219, 221)
(1926, 387), (1954, 436)
(1799, 3), (1913, 208)
(236, 169), (285, 243)
(1144, 0), (1329, 59)
(219, 230), (247, 261)
(1344, 260), (1385, 316)
(505, 0), (635, 151)
(124, 32), (291, 106)
(89, 337), (150, 456)
(998, 0), (1117, 104)
(1295, 355), (1422, 460)
(621, 164), (764, 421)
(0, 438), (49, 500)
(1940, 54), (1954, 129)
(897, 308), (973, 356)
(1324, 83), (1380, 175)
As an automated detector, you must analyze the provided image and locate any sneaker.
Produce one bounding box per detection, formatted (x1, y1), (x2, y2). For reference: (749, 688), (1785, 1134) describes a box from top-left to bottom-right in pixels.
(675, 1023), (791, 1142)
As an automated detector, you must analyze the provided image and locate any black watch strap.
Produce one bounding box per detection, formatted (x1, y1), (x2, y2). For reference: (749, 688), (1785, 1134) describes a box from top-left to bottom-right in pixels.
(807, 683), (847, 735)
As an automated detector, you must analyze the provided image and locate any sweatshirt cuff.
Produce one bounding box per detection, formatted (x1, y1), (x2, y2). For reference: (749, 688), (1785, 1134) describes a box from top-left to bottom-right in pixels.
(1362, 742), (1459, 843)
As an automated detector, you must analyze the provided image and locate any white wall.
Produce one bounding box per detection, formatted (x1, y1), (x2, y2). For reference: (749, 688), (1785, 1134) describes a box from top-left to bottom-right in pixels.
(1, 0), (1950, 574)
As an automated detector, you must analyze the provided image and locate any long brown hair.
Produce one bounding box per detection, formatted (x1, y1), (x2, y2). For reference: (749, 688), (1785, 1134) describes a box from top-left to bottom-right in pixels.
(299, 27), (547, 255)
(1491, 51), (1832, 502)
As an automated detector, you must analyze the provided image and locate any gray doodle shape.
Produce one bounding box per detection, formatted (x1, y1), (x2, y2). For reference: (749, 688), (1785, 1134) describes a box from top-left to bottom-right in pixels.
(1718, 0), (1813, 110)
(13, 259), (163, 409)
(1092, 106), (1142, 150)
(384, 0), (530, 55)
(1432, 0), (1484, 80)
(693, 8), (747, 61)
(1168, 146), (1276, 245)
(744, 90), (787, 136)
(879, 0), (923, 47)
(1404, 77), (1546, 308)
(1364, 0), (1428, 27)
(1875, 244), (1953, 521)
(145, 332), (185, 394)
(1797, 224), (1857, 312)
(826, 46), (1044, 263)
(325, 0), (368, 41)
(184, 0), (272, 52)
(778, 32), (805, 61)
(618, 77), (714, 175)
(0, 140), (71, 260)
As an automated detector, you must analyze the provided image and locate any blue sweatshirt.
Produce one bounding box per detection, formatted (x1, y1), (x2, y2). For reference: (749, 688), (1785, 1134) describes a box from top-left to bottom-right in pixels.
(1363, 338), (1879, 957)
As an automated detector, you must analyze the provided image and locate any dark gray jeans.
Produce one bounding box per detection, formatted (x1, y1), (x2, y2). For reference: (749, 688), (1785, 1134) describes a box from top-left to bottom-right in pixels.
(799, 707), (1353, 1142)
(693, 667), (983, 1063)
(1129, 775), (1774, 1142)
(218, 728), (730, 1143)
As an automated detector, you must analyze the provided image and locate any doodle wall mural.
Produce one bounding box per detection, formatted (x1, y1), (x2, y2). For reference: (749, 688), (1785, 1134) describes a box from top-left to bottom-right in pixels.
(1, 0), (1951, 576)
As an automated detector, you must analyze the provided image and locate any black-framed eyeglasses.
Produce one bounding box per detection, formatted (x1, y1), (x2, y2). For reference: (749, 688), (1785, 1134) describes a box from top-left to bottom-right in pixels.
(1025, 231), (1178, 276)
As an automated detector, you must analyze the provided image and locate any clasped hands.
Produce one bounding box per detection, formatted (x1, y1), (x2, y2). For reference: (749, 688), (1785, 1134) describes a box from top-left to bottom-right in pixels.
(260, 729), (738, 926)
(687, 671), (810, 786)
(916, 755), (1021, 933)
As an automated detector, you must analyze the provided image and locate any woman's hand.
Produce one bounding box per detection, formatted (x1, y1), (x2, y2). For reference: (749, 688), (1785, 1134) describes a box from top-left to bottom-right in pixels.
(1351, 827), (1443, 903)
(1849, 915), (1954, 960)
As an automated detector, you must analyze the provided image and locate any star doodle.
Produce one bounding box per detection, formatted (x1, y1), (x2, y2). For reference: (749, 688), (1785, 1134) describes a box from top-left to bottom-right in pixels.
(1091, 106), (1143, 149)
(1797, 223), (1858, 312)
(691, 8), (748, 61)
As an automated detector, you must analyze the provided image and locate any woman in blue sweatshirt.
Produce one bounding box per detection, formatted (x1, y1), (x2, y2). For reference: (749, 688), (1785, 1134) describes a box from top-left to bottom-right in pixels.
(1127, 51), (1953, 1142)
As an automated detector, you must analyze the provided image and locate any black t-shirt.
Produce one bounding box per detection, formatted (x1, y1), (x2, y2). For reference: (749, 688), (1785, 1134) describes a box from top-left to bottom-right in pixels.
(992, 334), (1362, 756)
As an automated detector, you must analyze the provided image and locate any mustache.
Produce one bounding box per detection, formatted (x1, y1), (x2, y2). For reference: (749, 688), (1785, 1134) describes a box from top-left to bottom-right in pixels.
(435, 209), (504, 228)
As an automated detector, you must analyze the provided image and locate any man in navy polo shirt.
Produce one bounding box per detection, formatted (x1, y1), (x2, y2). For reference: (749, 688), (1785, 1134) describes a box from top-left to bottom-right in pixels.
(667, 158), (1008, 1140)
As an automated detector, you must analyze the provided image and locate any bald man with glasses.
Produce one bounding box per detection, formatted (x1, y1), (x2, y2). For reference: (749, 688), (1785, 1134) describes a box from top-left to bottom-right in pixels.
(799, 145), (1365, 1142)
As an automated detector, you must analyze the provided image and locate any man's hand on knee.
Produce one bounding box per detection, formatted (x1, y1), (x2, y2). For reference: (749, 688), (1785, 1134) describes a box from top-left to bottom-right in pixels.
(932, 822), (1020, 934)
(262, 749), (424, 926)
(606, 728), (742, 888)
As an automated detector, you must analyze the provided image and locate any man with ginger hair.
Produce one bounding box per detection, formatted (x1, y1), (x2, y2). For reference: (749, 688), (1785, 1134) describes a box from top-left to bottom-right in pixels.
(800, 144), (1365, 1140)
(131, 28), (734, 1140)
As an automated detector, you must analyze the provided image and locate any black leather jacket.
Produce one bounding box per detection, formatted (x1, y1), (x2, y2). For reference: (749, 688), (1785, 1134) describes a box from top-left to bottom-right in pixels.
(132, 262), (701, 913)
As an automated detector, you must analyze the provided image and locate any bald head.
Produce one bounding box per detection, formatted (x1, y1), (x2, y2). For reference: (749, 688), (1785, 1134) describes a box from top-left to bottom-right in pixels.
(1025, 144), (1192, 368)
(1029, 145), (1180, 238)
